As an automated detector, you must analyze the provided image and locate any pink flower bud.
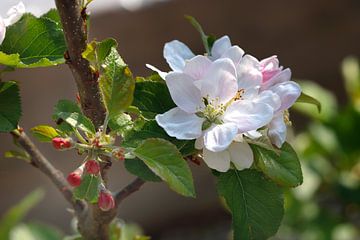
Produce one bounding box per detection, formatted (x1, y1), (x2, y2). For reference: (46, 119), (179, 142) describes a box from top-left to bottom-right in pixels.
(67, 170), (82, 187)
(52, 137), (72, 150)
(98, 190), (115, 211)
(260, 56), (282, 83)
(85, 160), (100, 175)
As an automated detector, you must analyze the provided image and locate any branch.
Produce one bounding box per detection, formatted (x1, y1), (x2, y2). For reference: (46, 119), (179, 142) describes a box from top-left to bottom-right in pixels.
(11, 130), (85, 212)
(55, 0), (106, 128)
(115, 178), (145, 205)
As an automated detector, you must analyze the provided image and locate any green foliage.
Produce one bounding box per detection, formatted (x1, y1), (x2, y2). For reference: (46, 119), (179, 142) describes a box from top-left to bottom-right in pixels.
(10, 223), (62, 240)
(124, 158), (162, 182)
(252, 142), (303, 187)
(296, 92), (321, 113)
(0, 189), (44, 240)
(74, 174), (101, 203)
(110, 220), (150, 240)
(40, 9), (61, 25)
(185, 15), (215, 54)
(4, 150), (30, 162)
(0, 11), (66, 68)
(31, 125), (59, 142)
(133, 138), (195, 197)
(217, 170), (284, 240)
(0, 81), (21, 132)
(132, 79), (176, 119)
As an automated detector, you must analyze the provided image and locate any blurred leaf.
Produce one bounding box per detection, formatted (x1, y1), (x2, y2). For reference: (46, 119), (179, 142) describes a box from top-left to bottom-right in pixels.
(63, 235), (83, 240)
(110, 220), (150, 240)
(342, 57), (360, 110)
(10, 223), (62, 240)
(0, 189), (44, 240)
(0, 12), (66, 68)
(217, 169), (284, 240)
(185, 15), (213, 54)
(122, 120), (196, 157)
(4, 150), (30, 162)
(31, 125), (59, 142)
(252, 142), (303, 187)
(293, 81), (338, 121)
(125, 158), (162, 182)
(296, 92), (321, 112)
(132, 80), (176, 119)
(0, 81), (21, 132)
(133, 138), (195, 197)
(74, 174), (100, 203)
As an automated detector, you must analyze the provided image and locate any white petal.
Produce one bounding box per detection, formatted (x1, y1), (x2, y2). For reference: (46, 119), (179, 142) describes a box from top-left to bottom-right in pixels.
(163, 40), (195, 72)
(271, 81), (301, 111)
(165, 72), (203, 113)
(0, 17), (5, 45)
(211, 35), (231, 59)
(203, 148), (231, 172)
(221, 46), (244, 66)
(183, 55), (212, 80)
(155, 107), (204, 140)
(254, 90), (281, 111)
(261, 68), (291, 90)
(199, 58), (238, 104)
(224, 100), (273, 133)
(237, 55), (262, 96)
(3, 2), (25, 26)
(203, 122), (238, 152)
(228, 142), (254, 170)
(244, 130), (262, 139)
(268, 112), (287, 148)
(146, 64), (167, 80)
(195, 137), (204, 150)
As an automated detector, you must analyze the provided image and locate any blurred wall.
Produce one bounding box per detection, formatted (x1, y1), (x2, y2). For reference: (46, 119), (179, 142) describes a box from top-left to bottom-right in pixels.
(0, 0), (359, 236)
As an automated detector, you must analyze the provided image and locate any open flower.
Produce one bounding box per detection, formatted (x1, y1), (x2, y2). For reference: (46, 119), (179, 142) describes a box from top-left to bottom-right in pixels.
(156, 56), (276, 172)
(0, 2), (25, 45)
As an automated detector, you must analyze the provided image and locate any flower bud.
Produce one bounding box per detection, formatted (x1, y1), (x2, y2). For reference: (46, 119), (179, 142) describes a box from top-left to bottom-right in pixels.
(112, 148), (125, 161)
(260, 56), (282, 83)
(85, 160), (100, 175)
(52, 137), (72, 150)
(67, 169), (82, 187)
(98, 190), (115, 211)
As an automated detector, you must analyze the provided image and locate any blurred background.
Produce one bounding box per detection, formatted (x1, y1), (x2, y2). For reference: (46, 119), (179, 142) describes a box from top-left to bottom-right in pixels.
(0, 0), (360, 239)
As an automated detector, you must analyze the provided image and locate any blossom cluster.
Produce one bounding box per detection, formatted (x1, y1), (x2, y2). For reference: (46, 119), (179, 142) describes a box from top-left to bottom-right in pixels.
(148, 36), (301, 172)
(0, 2), (25, 45)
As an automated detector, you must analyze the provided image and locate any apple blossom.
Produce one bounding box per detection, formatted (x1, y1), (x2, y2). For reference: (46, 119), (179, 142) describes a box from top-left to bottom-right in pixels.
(0, 2), (25, 45)
(85, 160), (101, 175)
(67, 168), (83, 187)
(98, 190), (115, 211)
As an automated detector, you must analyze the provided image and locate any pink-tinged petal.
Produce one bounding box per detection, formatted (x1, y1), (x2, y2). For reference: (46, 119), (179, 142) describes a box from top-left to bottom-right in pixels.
(260, 55), (282, 83)
(224, 100), (273, 133)
(183, 55), (212, 80)
(211, 35), (231, 59)
(221, 46), (245, 66)
(0, 17), (5, 45)
(3, 1), (25, 26)
(165, 72), (203, 113)
(155, 107), (204, 140)
(271, 81), (301, 111)
(203, 122), (238, 152)
(199, 58), (238, 104)
(237, 55), (262, 93)
(254, 90), (281, 112)
(146, 64), (167, 80)
(261, 68), (291, 90)
(203, 148), (231, 172)
(228, 142), (254, 170)
(268, 112), (287, 148)
(163, 40), (195, 72)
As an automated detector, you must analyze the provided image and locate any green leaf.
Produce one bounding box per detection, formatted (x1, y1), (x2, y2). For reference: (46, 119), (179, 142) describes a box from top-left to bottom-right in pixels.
(217, 170), (284, 240)
(40, 9), (61, 26)
(73, 174), (101, 203)
(296, 92), (321, 112)
(125, 158), (162, 182)
(95, 39), (135, 119)
(31, 125), (59, 142)
(56, 112), (95, 135)
(123, 120), (195, 157)
(0, 12), (66, 68)
(0, 81), (21, 132)
(0, 189), (44, 240)
(251, 142), (303, 187)
(53, 100), (82, 119)
(185, 15), (213, 54)
(10, 223), (62, 240)
(4, 150), (30, 162)
(132, 80), (176, 119)
(133, 138), (195, 197)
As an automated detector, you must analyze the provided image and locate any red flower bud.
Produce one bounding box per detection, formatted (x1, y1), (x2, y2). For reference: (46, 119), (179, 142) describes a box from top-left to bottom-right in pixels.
(52, 137), (72, 150)
(113, 148), (125, 161)
(98, 190), (115, 211)
(67, 170), (82, 187)
(85, 160), (100, 175)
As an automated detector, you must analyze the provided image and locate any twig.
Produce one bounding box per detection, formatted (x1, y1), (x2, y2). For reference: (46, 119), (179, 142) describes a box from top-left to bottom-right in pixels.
(115, 178), (145, 205)
(11, 130), (85, 212)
